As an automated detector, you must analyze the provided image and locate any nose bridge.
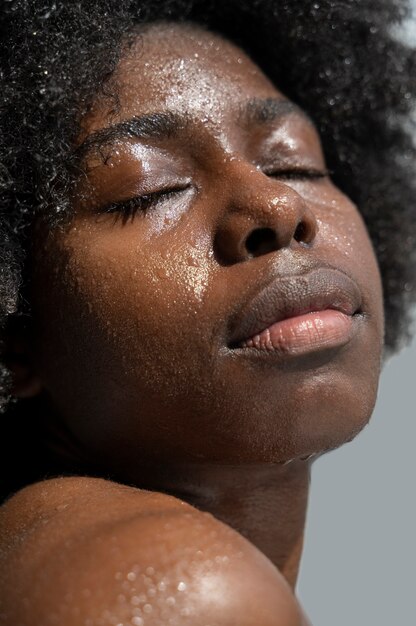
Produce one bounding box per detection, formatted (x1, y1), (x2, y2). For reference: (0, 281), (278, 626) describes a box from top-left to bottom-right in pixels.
(214, 160), (318, 264)
(235, 166), (301, 223)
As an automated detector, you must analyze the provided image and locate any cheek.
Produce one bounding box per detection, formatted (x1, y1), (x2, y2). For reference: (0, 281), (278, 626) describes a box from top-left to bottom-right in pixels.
(317, 206), (372, 267)
(313, 187), (384, 327)
(32, 225), (217, 415)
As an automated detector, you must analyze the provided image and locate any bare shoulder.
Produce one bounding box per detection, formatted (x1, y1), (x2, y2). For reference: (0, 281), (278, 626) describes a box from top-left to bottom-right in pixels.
(1, 476), (305, 625)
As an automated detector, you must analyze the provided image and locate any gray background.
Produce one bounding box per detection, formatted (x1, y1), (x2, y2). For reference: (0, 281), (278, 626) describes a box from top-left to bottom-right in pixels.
(298, 8), (415, 624)
(298, 337), (416, 625)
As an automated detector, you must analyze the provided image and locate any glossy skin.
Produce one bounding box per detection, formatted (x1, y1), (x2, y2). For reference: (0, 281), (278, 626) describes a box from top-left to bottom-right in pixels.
(29, 22), (383, 469)
(2, 21), (384, 624)
(0, 477), (309, 625)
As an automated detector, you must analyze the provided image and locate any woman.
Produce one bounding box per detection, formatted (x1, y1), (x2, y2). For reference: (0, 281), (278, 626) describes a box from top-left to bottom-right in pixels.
(0, 1), (415, 624)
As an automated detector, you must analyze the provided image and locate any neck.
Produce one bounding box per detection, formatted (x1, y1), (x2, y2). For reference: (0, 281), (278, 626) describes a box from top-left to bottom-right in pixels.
(131, 459), (311, 589)
(40, 406), (311, 588)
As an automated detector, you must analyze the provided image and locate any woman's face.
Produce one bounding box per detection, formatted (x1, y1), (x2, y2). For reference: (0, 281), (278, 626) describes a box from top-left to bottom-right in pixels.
(29, 22), (384, 474)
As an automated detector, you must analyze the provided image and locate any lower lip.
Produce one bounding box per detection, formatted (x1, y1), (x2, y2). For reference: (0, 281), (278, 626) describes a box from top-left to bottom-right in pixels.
(238, 309), (355, 355)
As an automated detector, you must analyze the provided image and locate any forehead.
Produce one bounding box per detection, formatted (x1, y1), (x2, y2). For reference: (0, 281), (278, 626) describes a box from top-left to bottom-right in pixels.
(84, 21), (284, 133)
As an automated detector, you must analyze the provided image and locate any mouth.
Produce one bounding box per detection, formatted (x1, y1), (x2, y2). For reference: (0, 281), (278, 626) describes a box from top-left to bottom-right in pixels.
(228, 267), (363, 356)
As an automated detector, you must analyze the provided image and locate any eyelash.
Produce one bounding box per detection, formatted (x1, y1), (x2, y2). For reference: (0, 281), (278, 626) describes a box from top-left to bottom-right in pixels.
(100, 188), (184, 222)
(100, 168), (329, 222)
(266, 168), (331, 180)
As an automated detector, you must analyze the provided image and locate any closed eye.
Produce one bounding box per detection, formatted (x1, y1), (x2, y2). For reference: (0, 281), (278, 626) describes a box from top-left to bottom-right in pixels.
(98, 185), (191, 224)
(266, 167), (331, 180)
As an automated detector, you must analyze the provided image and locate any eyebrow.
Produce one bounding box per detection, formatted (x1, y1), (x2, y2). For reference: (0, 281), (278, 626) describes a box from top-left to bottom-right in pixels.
(76, 98), (313, 161)
(239, 97), (311, 126)
(76, 111), (188, 161)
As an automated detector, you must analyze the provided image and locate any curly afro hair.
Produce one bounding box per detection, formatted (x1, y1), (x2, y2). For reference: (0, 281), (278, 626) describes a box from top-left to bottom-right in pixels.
(0, 0), (415, 415)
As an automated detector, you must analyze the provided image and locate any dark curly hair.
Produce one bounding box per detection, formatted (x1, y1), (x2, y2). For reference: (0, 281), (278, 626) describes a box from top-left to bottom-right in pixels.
(0, 0), (415, 417)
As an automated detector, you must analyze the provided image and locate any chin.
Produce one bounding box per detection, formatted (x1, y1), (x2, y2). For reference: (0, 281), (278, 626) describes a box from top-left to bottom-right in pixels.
(204, 340), (382, 466)
(282, 370), (378, 463)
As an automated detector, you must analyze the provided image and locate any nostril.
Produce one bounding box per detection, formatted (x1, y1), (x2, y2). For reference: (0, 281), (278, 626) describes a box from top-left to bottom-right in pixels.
(245, 227), (278, 257)
(294, 221), (309, 244)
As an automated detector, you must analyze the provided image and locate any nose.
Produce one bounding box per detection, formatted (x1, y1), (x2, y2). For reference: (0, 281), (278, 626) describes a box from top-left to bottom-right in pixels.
(213, 164), (318, 265)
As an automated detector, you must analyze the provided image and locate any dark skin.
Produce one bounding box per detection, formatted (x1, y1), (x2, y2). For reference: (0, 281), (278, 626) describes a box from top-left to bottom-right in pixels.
(1, 22), (384, 625)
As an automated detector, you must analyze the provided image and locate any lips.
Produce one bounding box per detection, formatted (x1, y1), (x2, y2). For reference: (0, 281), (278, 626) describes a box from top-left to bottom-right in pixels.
(228, 267), (362, 348)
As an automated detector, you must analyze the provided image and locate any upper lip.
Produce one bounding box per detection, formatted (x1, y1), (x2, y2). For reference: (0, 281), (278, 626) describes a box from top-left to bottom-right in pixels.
(228, 267), (362, 347)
